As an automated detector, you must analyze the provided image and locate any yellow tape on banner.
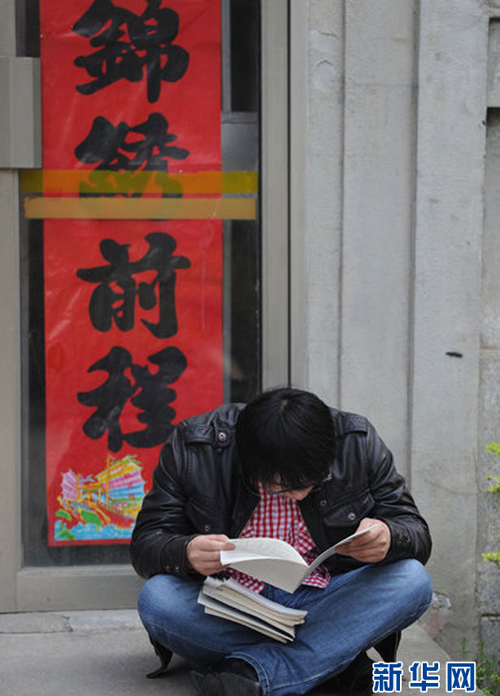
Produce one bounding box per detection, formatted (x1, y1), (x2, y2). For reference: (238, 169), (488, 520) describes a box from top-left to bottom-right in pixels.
(24, 196), (256, 220)
(20, 170), (258, 196)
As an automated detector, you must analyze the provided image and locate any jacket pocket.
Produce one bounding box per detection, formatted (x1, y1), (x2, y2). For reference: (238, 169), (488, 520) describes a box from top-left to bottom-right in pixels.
(186, 495), (226, 535)
(321, 489), (375, 530)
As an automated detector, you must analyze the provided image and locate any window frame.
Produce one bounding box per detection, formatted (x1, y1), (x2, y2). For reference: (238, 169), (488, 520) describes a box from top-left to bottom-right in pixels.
(0, 0), (289, 611)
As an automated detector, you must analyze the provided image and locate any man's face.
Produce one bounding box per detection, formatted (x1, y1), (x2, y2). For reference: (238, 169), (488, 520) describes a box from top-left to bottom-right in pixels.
(280, 487), (314, 501)
(265, 478), (314, 500)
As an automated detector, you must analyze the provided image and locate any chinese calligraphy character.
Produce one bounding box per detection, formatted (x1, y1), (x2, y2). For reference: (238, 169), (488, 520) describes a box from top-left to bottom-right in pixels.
(77, 232), (191, 338)
(446, 662), (476, 692)
(409, 662), (440, 692)
(77, 345), (186, 451)
(73, 0), (189, 102)
(372, 662), (403, 693)
(77, 346), (135, 452)
(75, 117), (131, 171)
(75, 114), (189, 172)
(124, 346), (186, 448)
(126, 113), (189, 170)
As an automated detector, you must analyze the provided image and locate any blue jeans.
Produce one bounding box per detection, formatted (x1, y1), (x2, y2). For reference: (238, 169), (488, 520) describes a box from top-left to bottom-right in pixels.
(138, 559), (432, 696)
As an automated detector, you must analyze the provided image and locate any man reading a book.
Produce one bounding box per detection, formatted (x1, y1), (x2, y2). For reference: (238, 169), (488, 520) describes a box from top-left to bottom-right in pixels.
(131, 388), (432, 696)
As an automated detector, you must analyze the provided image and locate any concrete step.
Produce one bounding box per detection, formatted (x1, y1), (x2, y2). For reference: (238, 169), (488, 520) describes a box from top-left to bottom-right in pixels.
(0, 610), (483, 695)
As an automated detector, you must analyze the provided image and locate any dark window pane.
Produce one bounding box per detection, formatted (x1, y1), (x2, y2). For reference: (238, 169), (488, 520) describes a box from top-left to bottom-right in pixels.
(229, 220), (261, 402)
(231, 0), (260, 112)
(21, 0), (261, 565)
(17, 0), (40, 58)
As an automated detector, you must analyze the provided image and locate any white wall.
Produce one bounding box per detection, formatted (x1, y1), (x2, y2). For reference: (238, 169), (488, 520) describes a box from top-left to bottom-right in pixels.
(291, 0), (491, 656)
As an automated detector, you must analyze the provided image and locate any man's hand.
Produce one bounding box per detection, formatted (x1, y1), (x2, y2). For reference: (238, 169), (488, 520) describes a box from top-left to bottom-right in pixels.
(335, 518), (391, 563)
(186, 534), (236, 576)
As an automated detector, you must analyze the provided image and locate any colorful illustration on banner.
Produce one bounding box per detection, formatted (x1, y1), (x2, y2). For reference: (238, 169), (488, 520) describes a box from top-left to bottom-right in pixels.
(55, 454), (147, 541)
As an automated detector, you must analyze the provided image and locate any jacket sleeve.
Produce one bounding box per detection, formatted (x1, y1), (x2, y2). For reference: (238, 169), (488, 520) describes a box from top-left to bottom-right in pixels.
(130, 434), (199, 579)
(364, 422), (432, 565)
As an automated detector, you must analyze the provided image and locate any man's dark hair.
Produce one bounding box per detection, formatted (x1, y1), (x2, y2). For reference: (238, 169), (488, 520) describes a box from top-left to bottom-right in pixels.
(236, 387), (336, 490)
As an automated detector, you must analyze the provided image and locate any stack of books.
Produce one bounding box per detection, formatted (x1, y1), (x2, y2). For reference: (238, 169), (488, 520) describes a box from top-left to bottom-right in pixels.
(198, 576), (308, 643)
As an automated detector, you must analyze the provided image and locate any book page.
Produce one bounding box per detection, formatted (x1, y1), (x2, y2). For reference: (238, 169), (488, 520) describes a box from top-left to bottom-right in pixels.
(222, 537), (307, 564)
(221, 558), (310, 593)
(205, 577), (307, 620)
(334, 523), (381, 548)
(204, 588), (303, 627)
(198, 591), (294, 642)
(220, 524), (381, 593)
(203, 578), (307, 625)
(305, 523), (381, 575)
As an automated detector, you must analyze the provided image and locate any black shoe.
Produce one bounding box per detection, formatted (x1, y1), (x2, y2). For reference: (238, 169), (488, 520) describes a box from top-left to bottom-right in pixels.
(146, 637), (173, 679)
(327, 652), (374, 696)
(191, 658), (262, 696)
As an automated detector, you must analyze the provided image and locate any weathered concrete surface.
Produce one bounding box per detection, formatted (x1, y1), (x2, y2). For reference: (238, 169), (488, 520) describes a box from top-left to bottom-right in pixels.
(0, 610), (483, 696)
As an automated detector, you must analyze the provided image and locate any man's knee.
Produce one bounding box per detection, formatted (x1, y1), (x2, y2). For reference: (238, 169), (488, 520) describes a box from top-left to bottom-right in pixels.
(138, 574), (194, 632)
(138, 575), (164, 628)
(394, 558), (433, 611)
(401, 558), (432, 592)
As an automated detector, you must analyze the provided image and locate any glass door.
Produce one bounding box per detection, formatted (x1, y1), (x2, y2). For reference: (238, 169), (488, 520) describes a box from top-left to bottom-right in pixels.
(12, 0), (288, 609)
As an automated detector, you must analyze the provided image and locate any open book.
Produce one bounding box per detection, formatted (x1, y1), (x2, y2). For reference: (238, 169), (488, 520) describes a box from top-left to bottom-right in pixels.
(219, 523), (380, 593)
(198, 576), (308, 643)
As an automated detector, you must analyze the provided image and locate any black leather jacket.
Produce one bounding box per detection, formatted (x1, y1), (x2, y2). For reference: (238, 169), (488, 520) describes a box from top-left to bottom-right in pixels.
(130, 403), (431, 580)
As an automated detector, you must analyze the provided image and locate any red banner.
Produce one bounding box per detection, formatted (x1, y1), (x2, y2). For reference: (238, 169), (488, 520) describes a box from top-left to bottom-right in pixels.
(40, 0), (222, 545)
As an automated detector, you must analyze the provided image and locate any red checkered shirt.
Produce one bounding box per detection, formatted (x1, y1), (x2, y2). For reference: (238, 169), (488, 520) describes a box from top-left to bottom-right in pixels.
(230, 480), (331, 593)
